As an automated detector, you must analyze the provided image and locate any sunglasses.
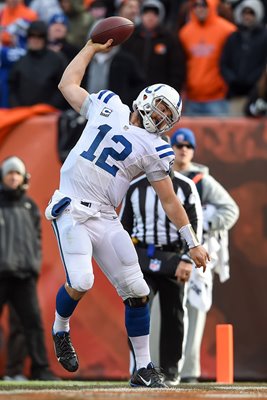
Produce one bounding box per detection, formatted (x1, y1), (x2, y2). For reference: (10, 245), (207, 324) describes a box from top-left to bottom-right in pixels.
(175, 143), (194, 149)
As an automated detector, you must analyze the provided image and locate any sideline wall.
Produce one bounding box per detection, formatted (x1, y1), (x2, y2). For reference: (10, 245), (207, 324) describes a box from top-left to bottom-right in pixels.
(0, 114), (266, 380)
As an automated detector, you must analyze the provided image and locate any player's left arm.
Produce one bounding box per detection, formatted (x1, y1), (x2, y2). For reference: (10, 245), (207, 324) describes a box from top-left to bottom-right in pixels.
(152, 176), (190, 228)
(151, 177), (210, 271)
(58, 39), (113, 113)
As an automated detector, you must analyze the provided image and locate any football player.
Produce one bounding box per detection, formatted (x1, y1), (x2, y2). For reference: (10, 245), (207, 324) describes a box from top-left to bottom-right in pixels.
(45, 38), (209, 388)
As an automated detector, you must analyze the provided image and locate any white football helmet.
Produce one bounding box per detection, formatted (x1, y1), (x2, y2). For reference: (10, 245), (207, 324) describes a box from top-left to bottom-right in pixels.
(132, 84), (182, 135)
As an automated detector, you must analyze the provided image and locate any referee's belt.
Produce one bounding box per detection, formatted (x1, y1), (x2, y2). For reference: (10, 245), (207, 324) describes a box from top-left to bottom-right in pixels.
(135, 240), (181, 253)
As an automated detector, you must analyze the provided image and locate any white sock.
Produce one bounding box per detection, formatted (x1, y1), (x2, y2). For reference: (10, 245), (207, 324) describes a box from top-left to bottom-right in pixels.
(129, 335), (151, 371)
(53, 311), (70, 334)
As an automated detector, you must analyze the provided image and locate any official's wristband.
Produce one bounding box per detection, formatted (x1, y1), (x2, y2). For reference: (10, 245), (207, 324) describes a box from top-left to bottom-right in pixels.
(179, 224), (200, 249)
(181, 253), (193, 263)
(181, 258), (193, 264)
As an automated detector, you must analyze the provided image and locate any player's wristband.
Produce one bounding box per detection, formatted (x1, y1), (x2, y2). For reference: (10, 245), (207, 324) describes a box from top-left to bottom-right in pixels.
(179, 224), (200, 249)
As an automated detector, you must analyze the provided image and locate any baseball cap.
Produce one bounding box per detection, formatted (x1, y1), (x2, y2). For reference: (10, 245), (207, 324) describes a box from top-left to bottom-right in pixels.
(1, 157), (26, 177)
(170, 128), (196, 149)
(49, 13), (69, 27)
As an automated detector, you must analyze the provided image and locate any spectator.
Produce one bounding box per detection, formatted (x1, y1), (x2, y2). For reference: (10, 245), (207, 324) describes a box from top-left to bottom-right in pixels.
(8, 20), (68, 109)
(160, 0), (188, 31)
(86, 0), (108, 20)
(216, 0), (237, 23)
(87, 0), (116, 19)
(119, 145), (203, 386)
(0, 32), (27, 108)
(0, 0), (38, 46)
(28, 0), (62, 23)
(122, 0), (186, 92)
(179, 0), (236, 116)
(176, 0), (236, 31)
(57, 0), (95, 49)
(170, 128), (239, 383)
(245, 63), (267, 117)
(116, 0), (141, 24)
(226, 0), (267, 24)
(220, 0), (267, 116)
(0, 156), (58, 381)
(47, 12), (79, 63)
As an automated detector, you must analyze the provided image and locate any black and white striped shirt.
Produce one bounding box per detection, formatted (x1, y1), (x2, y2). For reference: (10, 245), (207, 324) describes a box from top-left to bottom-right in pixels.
(120, 171), (202, 251)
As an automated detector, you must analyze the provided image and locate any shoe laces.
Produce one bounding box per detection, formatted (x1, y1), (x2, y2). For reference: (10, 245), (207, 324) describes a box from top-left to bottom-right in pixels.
(57, 333), (76, 358)
(147, 363), (165, 385)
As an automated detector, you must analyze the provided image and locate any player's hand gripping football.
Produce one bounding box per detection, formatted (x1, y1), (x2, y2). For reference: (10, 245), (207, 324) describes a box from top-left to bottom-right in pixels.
(86, 39), (113, 54)
(189, 245), (210, 272)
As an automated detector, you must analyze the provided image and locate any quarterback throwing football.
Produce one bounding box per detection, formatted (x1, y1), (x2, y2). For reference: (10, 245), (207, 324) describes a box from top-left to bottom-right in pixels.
(45, 38), (209, 388)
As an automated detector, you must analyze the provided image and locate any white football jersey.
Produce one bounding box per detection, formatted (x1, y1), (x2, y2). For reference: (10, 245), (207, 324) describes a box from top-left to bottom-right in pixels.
(59, 90), (175, 207)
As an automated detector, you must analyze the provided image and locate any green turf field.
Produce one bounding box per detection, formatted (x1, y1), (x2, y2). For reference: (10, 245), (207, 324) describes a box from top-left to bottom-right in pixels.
(0, 380), (267, 400)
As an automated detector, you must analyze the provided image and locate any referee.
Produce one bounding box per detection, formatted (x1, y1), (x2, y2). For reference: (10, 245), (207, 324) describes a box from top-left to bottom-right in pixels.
(120, 167), (203, 386)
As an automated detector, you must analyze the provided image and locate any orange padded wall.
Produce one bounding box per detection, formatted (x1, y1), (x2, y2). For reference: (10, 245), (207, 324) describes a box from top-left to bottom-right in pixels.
(0, 114), (266, 380)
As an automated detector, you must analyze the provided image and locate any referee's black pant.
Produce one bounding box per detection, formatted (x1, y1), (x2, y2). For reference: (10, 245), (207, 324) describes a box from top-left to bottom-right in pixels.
(145, 273), (185, 379)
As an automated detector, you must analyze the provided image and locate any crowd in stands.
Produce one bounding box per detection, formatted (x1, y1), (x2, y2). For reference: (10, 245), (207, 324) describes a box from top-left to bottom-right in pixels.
(0, 0), (267, 116)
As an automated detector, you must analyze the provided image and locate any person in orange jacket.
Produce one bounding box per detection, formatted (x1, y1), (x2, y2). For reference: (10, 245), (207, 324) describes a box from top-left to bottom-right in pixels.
(0, 0), (38, 46)
(179, 0), (236, 116)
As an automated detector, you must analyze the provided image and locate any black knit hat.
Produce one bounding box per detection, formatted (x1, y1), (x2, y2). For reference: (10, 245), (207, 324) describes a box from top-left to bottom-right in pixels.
(27, 20), (48, 39)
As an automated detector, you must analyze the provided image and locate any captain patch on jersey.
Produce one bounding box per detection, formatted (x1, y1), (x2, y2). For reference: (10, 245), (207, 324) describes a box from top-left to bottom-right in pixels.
(100, 107), (112, 117)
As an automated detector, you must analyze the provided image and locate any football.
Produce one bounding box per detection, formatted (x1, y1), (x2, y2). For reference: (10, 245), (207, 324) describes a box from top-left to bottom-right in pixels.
(90, 16), (134, 47)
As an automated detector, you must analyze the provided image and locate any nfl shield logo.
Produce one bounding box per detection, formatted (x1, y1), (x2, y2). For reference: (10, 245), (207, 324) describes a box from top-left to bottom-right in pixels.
(149, 258), (161, 272)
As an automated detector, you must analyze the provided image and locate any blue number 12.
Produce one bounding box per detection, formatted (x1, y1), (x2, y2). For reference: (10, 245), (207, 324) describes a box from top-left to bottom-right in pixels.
(80, 124), (132, 177)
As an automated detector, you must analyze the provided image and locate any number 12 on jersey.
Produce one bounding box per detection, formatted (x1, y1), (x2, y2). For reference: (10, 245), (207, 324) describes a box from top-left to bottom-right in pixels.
(80, 124), (132, 177)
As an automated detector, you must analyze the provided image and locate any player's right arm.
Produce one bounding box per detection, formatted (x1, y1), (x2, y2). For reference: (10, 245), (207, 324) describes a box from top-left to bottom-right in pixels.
(58, 39), (113, 113)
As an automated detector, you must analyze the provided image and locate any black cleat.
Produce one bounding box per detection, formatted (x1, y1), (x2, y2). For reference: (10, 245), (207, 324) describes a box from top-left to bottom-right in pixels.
(52, 331), (79, 372)
(130, 362), (167, 388)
